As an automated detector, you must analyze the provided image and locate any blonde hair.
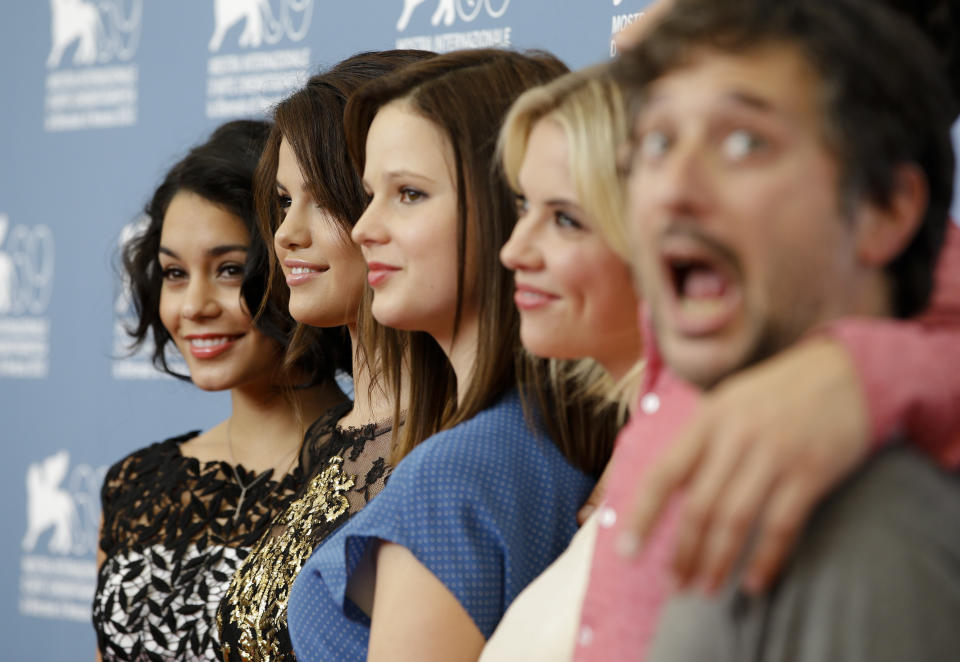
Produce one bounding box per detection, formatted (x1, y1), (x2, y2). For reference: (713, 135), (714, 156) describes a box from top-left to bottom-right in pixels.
(499, 63), (641, 412)
(500, 62), (631, 259)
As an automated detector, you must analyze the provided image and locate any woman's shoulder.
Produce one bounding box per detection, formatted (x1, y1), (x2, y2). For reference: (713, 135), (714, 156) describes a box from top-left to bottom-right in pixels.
(103, 430), (200, 494)
(99, 430), (204, 554)
(108, 429), (199, 468)
(305, 401), (354, 444)
(404, 391), (524, 457)
(439, 388), (533, 439)
(393, 390), (583, 487)
(301, 401), (354, 463)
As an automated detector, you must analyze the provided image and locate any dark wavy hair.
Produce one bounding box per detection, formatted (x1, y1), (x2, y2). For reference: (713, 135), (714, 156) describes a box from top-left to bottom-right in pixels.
(246, 50), (436, 388)
(121, 119), (337, 383)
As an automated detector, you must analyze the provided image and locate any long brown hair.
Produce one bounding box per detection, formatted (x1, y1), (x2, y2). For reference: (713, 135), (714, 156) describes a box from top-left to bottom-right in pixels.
(345, 49), (618, 476)
(245, 50), (435, 389)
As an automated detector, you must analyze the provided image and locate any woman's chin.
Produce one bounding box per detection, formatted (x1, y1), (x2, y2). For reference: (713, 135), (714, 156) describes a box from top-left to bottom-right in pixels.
(291, 300), (359, 330)
(370, 304), (412, 332)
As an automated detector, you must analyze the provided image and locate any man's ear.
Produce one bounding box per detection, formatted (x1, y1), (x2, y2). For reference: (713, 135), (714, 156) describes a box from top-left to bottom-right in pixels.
(855, 163), (928, 268)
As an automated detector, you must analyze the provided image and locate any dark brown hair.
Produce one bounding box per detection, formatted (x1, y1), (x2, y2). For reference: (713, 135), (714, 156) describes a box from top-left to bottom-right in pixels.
(345, 49), (619, 476)
(883, 0), (960, 120)
(245, 50), (436, 384)
(614, 0), (955, 318)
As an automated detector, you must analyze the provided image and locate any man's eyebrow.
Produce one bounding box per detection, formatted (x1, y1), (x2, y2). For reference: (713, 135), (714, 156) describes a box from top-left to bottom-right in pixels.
(640, 89), (780, 115)
(726, 90), (777, 114)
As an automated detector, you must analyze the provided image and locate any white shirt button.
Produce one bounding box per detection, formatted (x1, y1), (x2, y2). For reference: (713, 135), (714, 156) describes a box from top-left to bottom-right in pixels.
(578, 625), (594, 647)
(598, 506), (617, 528)
(640, 392), (661, 414)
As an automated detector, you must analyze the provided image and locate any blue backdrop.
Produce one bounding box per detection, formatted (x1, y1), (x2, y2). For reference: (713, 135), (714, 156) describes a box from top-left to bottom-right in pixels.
(0, 2), (956, 659)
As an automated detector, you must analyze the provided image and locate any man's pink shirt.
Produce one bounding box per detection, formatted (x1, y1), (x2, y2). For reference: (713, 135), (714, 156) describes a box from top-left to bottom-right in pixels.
(575, 222), (960, 661)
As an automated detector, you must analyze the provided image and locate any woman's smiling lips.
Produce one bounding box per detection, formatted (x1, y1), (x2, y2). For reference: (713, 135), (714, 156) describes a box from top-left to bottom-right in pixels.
(283, 259), (328, 286)
(182, 333), (245, 359)
(366, 261), (401, 287)
(513, 282), (560, 311)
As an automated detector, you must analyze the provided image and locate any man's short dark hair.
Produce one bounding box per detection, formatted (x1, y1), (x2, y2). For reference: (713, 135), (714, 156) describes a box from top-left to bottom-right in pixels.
(882, 0), (960, 121)
(614, 0), (956, 317)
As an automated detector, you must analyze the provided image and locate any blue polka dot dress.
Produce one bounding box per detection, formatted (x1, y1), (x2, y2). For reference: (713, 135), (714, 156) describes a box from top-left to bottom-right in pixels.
(287, 389), (595, 661)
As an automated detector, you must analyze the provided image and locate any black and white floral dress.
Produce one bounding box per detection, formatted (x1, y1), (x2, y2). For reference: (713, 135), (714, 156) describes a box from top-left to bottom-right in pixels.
(92, 430), (306, 661)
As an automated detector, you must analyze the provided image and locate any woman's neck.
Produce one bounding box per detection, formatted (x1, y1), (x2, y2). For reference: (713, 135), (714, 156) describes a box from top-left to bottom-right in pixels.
(337, 323), (395, 429)
(226, 369), (344, 472)
(435, 313), (480, 409)
(598, 336), (644, 385)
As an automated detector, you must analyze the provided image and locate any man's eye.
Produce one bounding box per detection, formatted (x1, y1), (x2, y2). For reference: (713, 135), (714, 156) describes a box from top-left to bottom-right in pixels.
(722, 129), (766, 161)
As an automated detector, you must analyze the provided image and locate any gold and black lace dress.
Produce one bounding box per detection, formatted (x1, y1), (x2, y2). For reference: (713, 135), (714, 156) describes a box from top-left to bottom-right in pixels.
(93, 430), (308, 662)
(216, 403), (394, 662)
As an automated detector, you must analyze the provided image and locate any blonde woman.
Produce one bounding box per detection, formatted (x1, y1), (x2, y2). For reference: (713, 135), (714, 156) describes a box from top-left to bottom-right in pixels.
(485, 64), (640, 662)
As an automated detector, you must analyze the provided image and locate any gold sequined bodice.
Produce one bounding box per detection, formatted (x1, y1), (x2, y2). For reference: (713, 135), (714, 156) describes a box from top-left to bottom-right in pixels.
(216, 405), (393, 661)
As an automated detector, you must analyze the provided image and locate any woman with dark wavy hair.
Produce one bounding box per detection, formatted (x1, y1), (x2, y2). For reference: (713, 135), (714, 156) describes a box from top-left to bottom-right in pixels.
(93, 119), (349, 662)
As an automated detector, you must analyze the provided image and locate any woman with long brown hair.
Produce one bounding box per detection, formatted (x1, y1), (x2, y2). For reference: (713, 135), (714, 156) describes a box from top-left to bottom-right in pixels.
(215, 50), (434, 662)
(286, 48), (619, 662)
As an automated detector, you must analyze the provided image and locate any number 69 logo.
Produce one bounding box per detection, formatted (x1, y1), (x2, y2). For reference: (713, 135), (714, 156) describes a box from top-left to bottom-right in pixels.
(0, 216), (55, 317)
(397, 0), (510, 32)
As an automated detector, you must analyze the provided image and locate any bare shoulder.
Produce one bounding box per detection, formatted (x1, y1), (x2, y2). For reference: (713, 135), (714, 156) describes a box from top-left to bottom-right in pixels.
(178, 421), (228, 463)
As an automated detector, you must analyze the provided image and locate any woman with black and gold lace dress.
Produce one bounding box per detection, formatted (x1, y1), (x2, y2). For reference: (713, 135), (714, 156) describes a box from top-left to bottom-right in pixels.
(215, 50), (434, 662)
(217, 407), (394, 660)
